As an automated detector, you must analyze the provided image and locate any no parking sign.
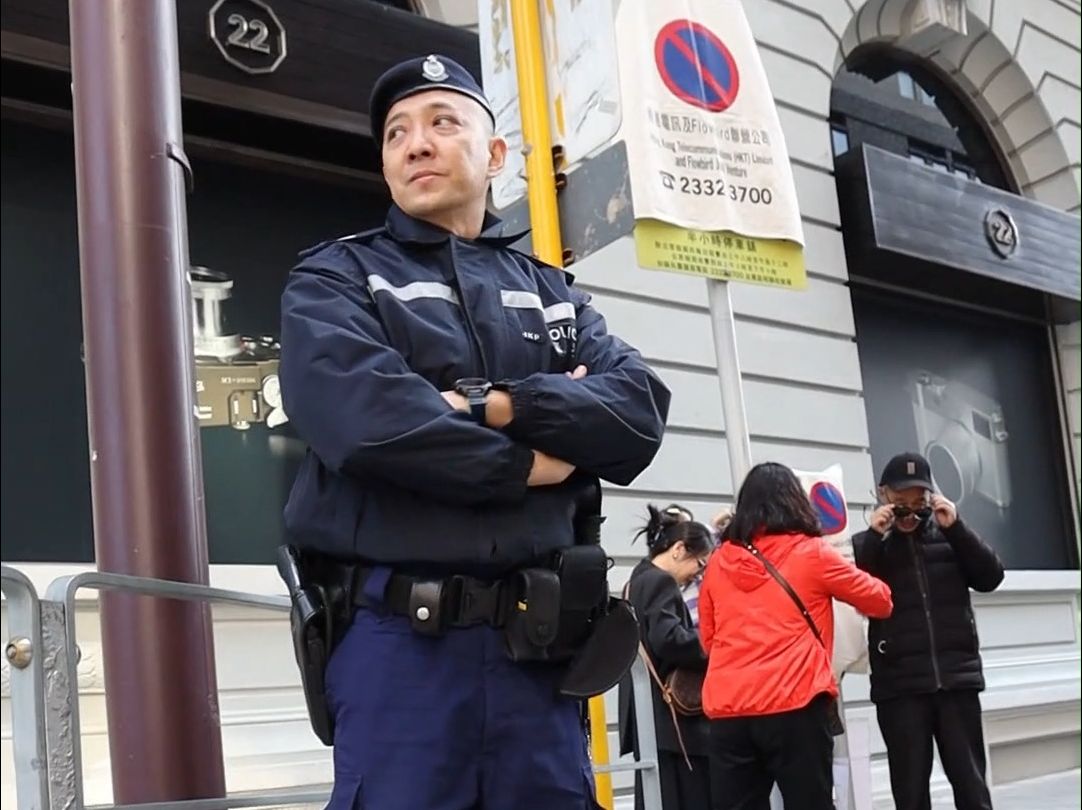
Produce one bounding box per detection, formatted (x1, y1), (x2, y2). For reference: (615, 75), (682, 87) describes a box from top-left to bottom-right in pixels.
(810, 480), (848, 536)
(794, 464), (852, 555)
(617, 4), (806, 288)
(794, 464), (868, 677)
(654, 20), (740, 113)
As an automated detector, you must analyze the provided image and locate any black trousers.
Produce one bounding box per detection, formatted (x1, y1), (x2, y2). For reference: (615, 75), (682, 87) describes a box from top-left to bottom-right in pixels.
(708, 695), (835, 810)
(876, 690), (993, 810)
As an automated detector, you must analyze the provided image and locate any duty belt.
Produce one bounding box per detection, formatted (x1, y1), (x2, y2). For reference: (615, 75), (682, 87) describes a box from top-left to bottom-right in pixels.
(352, 567), (512, 636)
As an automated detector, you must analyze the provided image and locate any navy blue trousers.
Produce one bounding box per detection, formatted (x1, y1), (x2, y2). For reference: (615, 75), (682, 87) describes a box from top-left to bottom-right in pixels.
(323, 574), (600, 810)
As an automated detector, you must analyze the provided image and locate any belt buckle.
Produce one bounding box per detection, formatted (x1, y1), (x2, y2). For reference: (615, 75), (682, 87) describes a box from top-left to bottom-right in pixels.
(452, 576), (505, 628)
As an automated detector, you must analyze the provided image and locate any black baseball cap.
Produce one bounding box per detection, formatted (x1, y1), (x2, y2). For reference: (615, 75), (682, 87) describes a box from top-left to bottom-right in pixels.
(879, 452), (934, 491)
(369, 54), (494, 141)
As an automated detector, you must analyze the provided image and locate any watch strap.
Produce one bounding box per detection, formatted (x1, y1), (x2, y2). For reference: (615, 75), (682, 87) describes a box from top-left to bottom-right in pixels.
(467, 392), (487, 425)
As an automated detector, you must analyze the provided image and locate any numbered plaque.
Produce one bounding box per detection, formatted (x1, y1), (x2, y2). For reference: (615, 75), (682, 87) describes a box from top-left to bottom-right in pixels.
(208, 0), (286, 75)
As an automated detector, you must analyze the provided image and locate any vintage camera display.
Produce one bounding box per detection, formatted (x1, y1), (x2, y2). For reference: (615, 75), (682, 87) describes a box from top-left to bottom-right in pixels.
(190, 267), (288, 431)
(910, 371), (1010, 509)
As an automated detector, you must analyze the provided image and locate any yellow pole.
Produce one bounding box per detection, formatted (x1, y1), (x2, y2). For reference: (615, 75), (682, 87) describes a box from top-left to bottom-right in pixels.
(585, 694), (617, 810)
(509, 0), (562, 267)
(508, 2), (615, 808)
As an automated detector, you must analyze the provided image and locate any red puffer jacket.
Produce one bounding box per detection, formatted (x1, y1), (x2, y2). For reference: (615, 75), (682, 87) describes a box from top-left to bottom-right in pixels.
(699, 532), (892, 718)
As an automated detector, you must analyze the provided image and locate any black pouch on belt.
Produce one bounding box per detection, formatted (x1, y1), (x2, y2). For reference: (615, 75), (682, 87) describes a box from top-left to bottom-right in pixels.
(547, 544), (609, 660)
(550, 541), (639, 697)
(503, 567), (562, 662)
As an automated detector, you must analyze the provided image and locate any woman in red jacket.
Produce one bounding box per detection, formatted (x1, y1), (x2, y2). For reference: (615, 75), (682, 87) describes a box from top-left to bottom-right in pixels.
(699, 462), (892, 810)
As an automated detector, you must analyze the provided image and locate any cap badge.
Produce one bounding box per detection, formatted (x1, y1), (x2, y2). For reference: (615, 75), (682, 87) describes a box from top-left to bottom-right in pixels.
(422, 55), (448, 82)
(906, 461), (916, 474)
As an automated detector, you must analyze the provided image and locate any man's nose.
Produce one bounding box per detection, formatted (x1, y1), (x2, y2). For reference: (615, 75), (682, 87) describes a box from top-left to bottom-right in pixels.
(406, 128), (434, 160)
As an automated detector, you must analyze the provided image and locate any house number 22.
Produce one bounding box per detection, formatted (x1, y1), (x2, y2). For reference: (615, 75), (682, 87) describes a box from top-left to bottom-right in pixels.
(226, 14), (271, 54)
(208, 0), (287, 75)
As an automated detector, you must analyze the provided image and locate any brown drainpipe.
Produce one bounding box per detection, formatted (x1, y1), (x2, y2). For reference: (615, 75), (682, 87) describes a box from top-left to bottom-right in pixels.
(68, 0), (226, 800)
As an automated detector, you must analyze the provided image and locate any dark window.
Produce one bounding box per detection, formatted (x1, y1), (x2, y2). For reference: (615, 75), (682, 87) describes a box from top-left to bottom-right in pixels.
(897, 72), (916, 99)
(895, 71), (935, 105)
(831, 125), (850, 157)
(1, 120), (387, 564)
(831, 51), (1013, 190)
(853, 289), (1077, 570)
(907, 139), (980, 180)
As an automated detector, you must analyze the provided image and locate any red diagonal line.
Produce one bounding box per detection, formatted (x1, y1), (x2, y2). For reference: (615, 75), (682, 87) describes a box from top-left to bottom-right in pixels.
(815, 492), (845, 523)
(664, 29), (734, 108)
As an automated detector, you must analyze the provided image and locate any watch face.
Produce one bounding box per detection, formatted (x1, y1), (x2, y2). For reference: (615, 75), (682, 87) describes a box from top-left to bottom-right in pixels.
(455, 377), (491, 395)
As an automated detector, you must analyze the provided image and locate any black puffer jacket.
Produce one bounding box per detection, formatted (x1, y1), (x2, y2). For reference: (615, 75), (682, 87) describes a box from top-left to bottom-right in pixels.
(853, 519), (1004, 703)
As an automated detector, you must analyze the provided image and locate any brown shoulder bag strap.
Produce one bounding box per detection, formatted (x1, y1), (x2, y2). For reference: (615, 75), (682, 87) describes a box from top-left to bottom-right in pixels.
(739, 541), (827, 650)
(623, 580), (694, 771)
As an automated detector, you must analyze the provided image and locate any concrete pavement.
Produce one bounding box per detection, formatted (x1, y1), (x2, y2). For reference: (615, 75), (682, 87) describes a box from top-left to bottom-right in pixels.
(929, 769), (1080, 810)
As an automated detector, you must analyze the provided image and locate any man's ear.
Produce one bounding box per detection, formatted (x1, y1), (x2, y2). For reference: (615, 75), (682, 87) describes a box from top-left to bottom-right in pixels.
(487, 135), (508, 178)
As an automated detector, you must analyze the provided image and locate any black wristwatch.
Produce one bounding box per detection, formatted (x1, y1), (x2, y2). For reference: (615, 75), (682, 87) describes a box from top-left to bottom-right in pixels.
(454, 377), (492, 425)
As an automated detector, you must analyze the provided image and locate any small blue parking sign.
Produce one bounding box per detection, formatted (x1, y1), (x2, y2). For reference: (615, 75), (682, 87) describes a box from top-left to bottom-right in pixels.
(810, 481), (848, 535)
(653, 19), (741, 113)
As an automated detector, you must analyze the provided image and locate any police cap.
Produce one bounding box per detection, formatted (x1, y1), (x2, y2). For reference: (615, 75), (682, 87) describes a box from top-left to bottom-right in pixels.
(369, 54), (495, 141)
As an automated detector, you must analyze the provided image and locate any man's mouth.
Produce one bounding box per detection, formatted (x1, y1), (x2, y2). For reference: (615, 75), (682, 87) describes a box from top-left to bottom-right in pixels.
(409, 171), (442, 184)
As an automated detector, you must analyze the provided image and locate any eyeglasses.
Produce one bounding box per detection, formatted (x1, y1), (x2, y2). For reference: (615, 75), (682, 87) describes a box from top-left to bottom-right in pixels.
(892, 505), (932, 519)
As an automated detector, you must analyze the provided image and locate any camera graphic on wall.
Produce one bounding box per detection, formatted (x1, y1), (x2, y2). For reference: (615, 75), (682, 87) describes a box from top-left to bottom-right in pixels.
(190, 267), (288, 431)
(910, 371), (1010, 510)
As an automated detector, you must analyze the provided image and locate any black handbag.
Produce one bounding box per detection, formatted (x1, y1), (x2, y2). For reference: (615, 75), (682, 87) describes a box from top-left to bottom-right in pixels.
(739, 541), (846, 737)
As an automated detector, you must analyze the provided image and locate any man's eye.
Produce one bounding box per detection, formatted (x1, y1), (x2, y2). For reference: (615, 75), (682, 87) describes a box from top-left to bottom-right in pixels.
(434, 115), (457, 127)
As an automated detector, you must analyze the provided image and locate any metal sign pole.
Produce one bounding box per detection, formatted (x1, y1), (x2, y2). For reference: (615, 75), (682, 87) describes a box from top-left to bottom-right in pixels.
(708, 280), (753, 487)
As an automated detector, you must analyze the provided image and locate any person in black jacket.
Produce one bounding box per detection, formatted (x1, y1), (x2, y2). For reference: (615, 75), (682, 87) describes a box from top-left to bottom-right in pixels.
(619, 506), (715, 810)
(853, 453), (1005, 810)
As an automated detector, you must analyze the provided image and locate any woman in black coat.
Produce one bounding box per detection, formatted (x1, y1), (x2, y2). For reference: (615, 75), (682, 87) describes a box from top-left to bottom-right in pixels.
(618, 505), (715, 810)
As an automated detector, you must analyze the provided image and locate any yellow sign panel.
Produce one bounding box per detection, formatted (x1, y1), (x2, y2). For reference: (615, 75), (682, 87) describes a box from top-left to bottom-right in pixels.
(634, 219), (807, 290)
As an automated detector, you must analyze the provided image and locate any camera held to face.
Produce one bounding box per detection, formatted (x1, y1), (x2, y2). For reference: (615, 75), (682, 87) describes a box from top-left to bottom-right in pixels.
(910, 371), (1010, 510)
(190, 267), (288, 431)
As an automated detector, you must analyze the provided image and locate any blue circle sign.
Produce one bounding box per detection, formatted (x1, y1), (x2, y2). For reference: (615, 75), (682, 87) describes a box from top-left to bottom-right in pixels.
(809, 481), (848, 535)
(654, 20), (741, 113)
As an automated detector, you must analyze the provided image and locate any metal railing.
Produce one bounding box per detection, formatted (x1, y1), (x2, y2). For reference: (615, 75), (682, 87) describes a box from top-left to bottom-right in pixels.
(2, 566), (50, 810)
(4, 565), (664, 810)
(596, 654), (662, 806)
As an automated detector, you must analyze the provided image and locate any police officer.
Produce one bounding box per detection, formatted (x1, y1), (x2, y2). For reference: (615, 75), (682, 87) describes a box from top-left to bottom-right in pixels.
(280, 54), (670, 810)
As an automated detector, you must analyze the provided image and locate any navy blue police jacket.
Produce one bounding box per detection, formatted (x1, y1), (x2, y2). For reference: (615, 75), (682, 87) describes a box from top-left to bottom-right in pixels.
(280, 204), (671, 576)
